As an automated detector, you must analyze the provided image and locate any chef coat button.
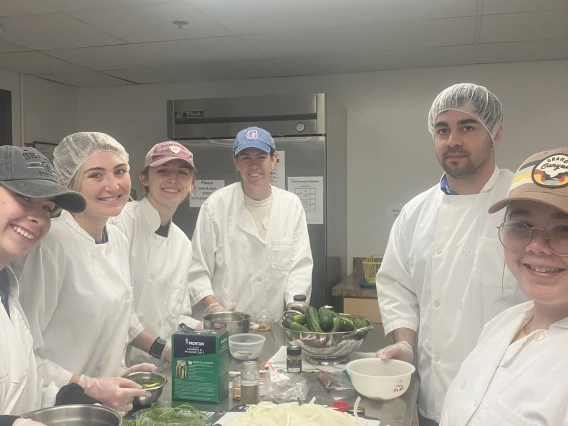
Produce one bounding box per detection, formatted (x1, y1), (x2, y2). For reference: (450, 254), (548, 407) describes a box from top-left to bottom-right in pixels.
(436, 248), (443, 255)
(158, 320), (163, 327)
(139, 315), (145, 322)
(153, 234), (157, 240)
(106, 353), (112, 361)
(434, 300), (440, 308)
(107, 245), (112, 251)
(433, 355), (440, 364)
(166, 240), (170, 246)
(459, 379), (467, 390)
(462, 249), (470, 256)
(113, 298), (118, 306)
(0, 371), (7, 381)
(459, 302), (463, 310)
(536, 331), (545, 341)
(150, 274), (155, 280)
(96, 247), (102, 254)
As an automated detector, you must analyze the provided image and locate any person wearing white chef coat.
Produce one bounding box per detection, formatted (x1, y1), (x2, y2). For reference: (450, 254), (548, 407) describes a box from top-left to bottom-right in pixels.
(188, 126), (313, 321)
(441, 147), (568, 425)
(111, 141), (201, 368)
(0, 146), (95, 425)
(375, 83), (528, 426)
(14, 133), (168, 417)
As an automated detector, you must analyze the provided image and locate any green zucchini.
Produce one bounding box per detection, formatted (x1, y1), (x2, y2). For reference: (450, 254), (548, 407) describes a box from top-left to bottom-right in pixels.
(292, 314), (306, 325)
(318, 307), (334, 332)
(306, 306), (323, 333)
(290, 322), (311, 332)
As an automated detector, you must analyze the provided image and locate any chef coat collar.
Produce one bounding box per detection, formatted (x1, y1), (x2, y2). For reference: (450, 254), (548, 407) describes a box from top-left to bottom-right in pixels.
(438, 166), (501, 196)
(515, 301), (568, 332)
(60, 210), (110, 244)
(140, 197), (163, 235)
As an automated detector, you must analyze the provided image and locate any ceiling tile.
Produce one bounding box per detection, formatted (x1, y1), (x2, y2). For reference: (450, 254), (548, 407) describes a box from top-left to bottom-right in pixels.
(188, 0), (477, 34)
(0, 39), (29, 53)
(0, 13), (126, 50)
(483, 0), (568, 15)
(32, 69), (134, 86)
(477, 39), (568, 63)
(46, 36), (265, 70)
(241, 17), (474, 58)
(0, 51), (83, 73)
(104, 59), (288, 83)
(71, 2), (230, 43)
(0, 0), (176, 17)
(275, 45), (475, 76)
(480, 10), (568, 43)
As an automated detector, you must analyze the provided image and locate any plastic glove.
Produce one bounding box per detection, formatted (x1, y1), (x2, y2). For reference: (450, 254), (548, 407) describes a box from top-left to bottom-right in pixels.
(14, 420), (48, 426)
(376, 341), (414, 364)
(119, 362), (157, 376)
(78, 374), (150, 414)
(205, 301), (236, 315)
(194, 322), (203, 330)
(160, 339), (172, 363)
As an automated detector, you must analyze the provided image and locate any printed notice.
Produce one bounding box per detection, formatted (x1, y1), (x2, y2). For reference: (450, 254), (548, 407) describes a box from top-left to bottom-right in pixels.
(287, 177), (324, 225)
(269, 151), (285, 189)
(190, 180), (224, 208)
(387, 203), (404, 228)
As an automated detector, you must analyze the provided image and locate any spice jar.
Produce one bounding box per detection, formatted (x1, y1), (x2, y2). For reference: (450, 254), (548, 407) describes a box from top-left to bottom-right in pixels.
(241, 361), (260, 405)
(287, 345), (302, 373)
(289, 295), (308, 313)
(232, 375), (241, 401)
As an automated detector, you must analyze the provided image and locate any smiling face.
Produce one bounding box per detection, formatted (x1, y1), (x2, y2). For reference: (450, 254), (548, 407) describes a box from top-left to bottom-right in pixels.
(73, 152), (131, 220)
(0, 185), (54, 266)
(434, 109), (498, 179)
(141, 159), (195, 209)
(234, 148), (277, 190)
(504, 200), (568, 307)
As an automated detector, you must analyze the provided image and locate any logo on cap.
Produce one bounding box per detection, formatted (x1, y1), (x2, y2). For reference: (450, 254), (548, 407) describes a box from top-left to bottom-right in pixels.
(169, 145), (181, 155)
(247, 130), (258, 139)
(532, 154), (568, 189)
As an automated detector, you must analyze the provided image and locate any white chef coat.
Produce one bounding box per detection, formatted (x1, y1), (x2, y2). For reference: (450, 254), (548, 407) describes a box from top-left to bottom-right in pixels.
(111, 198), (200, 367)
(14, 211), (143, 387)
(0, 265), (56, 415)
(188, 183), (313, 320)
(441, 301), (568, 426)
(376, 167), (529, 422)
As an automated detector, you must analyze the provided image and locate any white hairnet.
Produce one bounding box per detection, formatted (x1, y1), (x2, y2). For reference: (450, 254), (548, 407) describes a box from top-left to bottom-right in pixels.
(53, 132), (129, 187)
(428, 83), (503, 143)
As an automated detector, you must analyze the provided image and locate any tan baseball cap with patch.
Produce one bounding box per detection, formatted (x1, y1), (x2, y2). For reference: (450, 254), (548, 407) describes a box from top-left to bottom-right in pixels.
(489, 148), (568, 215)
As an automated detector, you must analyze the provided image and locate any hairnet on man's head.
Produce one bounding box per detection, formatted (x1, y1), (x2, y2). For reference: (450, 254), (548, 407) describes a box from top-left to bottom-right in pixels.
(53, 132), (129, 187)
(428, 83), (504, 143)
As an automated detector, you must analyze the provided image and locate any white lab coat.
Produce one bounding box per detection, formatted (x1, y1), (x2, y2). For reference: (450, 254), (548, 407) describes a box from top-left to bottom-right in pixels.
(376, 167), (529, 422)
(111, 198), (200, 367)
(14, 211), (143, 387)
(188, 183), (313, 320)
(441, 301), (568, 426)
(0, 265), (56, 415)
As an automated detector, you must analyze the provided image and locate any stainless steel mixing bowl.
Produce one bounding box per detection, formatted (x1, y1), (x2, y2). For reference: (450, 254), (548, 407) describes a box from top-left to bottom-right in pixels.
(21, 404), (122, 426)
(281, 313), (374, 364)
(122, 371), (168, 406)
(202, 311), (250, 335)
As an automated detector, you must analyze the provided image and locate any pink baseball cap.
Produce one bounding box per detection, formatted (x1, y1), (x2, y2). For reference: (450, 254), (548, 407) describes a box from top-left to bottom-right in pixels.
(144, 141), (195, 169)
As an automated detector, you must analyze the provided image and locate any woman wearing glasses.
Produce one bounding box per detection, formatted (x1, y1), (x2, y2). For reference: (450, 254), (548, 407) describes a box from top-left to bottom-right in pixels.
(440, 148), (568, 425)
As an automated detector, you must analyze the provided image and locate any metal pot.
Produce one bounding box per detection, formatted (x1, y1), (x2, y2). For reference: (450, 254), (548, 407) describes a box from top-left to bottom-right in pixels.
(202, 311), (250, 335)
(21, 404), (122, 426)
(281, 312), (374, 364)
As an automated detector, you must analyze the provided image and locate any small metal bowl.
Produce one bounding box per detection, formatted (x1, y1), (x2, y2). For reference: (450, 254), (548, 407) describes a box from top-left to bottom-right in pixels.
(22, 404), (122, 425)
(202, 311), (250, 335)
(122, 371), (168, 406)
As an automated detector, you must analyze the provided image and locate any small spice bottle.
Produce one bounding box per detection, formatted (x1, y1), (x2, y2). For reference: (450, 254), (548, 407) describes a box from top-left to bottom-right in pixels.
(287, 345), (302, 373)
(241, 361), (260, 405)
(232, 375), (241, 401)
(289, 295), (308, 313)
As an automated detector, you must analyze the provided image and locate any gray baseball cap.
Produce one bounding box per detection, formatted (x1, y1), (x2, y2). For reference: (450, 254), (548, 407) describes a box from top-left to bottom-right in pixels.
(0, 146), (86, 213)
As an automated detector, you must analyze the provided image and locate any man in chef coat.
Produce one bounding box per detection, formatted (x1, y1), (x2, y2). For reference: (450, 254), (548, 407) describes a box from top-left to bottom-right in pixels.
(375, 83), (528, 426)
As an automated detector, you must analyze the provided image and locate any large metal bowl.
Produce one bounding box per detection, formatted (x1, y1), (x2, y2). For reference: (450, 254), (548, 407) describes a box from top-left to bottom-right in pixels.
(122, 371), (168, 406)
(21, 404), (122, 426)
(202, 311), (250, 335)
(282, 313), (374, 365)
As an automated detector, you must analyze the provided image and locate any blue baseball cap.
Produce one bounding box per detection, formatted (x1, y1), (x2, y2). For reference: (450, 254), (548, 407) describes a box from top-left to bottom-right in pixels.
(233, 127), (275, 155)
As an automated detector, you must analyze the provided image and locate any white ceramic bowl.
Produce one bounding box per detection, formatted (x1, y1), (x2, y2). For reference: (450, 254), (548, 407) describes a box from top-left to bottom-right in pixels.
(229, 333), (266, 360)
(346, 358), (415, 400)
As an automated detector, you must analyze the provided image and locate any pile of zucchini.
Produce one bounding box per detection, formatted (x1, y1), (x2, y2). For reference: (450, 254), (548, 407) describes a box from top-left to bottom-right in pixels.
(282, 306), (368, 333)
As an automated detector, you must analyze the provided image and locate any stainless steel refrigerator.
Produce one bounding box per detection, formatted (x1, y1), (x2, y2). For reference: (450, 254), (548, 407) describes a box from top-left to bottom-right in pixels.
(166, 93), (347, 308)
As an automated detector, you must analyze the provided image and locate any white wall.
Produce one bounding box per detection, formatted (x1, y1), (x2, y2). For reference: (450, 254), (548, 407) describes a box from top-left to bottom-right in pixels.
(0, 69), (78, 146)
(76, 60), (568, 273)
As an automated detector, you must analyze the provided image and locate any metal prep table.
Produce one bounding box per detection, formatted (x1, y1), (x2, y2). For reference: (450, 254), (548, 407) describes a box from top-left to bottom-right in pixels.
(140, 324), (419, 425)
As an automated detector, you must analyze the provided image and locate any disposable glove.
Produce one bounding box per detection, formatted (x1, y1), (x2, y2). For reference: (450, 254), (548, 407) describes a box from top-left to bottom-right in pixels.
(205, 302), (236, 315)
(119, 362), (157, 376)
(161, 339), (172, 363)
(375, 341), (414, 364)
(14, 420), (48, 426)
(78, 375), (149, 415)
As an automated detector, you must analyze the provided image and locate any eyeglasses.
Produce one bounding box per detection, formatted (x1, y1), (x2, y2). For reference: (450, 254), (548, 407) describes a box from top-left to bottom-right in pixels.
(498, 221), (568, 256)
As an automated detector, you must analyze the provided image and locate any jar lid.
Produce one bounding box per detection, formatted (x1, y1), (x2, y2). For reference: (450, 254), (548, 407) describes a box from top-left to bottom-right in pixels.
(331, 401), (350, 412)
(287, 345), (302, 355)
(322, 305), (334, 310)
(293, 295), (307, 301)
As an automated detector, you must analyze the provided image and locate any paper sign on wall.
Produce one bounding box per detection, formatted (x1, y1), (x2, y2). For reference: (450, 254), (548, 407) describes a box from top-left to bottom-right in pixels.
(387, 203), (404, 229)
(190, 180), (225, 208)
(269, 151), (285, 189)
(287, 177), (324, 225)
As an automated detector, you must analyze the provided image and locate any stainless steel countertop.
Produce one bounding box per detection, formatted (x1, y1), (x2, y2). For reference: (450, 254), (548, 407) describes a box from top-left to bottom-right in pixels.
(137, 324), (418, 425)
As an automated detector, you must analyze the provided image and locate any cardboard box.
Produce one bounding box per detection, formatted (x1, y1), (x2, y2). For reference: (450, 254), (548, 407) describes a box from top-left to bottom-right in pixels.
(171, 329), (229, 403)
